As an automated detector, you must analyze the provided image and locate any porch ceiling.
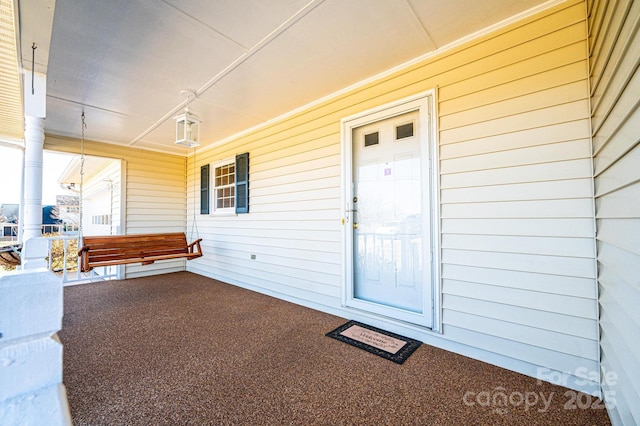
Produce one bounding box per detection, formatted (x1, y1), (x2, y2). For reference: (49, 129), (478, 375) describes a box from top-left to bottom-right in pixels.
(12, 0), (554, 155)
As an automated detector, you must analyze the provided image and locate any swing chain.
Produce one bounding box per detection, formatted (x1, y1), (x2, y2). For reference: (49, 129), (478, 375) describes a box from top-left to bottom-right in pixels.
(191, 146), (199, 241)
(79, 112), (86, 242)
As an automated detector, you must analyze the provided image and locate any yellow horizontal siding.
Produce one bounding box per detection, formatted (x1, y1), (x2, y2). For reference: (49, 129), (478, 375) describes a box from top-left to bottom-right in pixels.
(591, 0), (640, 421)
(441, 159), (593, 189)
(443, 263), (597, 298)
(187, 1), (594, 360)
(192, 1), (587, 157)
(588, 0), (635, 97)
(441, 139), (592, 174)
(0, 0), (23, 140)
(44, 135), (187, 277)
(445, 294), (598, 339)
(439, 41), (588, 102)
(440, 80), (589, 131)
(184, 0), (598, 391)
(443, 217), (594, 238)
(443, 307), (598, 358)
(441, 119), (591, 159)
(440, 61), (588, 116)
(441, 178), (594, 203)
(40, 0), (599, 392)
(441, 99), (590, 144)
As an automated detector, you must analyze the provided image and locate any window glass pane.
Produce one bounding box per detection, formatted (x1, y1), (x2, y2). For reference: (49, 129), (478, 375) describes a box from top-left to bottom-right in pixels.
(364, 132), (379, 147)
(396, 122), (414, 140)
(213, 159), (240, 212)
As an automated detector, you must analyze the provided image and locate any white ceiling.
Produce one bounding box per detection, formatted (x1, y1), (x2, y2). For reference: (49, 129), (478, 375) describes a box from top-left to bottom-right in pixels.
(14, 0), (554, 156)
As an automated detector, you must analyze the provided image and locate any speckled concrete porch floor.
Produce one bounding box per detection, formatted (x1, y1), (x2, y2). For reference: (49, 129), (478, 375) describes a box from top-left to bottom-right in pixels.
(59, 272), (610, 425)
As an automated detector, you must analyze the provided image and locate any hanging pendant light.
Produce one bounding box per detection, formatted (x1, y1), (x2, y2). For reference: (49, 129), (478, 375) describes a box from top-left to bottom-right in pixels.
(174, 90), (201, 147)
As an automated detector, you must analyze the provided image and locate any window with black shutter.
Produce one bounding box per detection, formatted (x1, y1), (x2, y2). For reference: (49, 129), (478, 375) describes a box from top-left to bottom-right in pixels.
(200, 164), (209, 214)
(235, 152), (249, 214)
(207, 153), (249, 215)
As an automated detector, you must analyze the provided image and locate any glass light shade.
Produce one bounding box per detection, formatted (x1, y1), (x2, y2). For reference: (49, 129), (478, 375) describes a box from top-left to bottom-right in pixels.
(174, 110), (201, 147)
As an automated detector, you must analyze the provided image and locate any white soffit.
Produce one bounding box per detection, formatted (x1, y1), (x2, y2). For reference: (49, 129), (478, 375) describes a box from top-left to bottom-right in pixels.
(0, 0), (23, 143)
(57, 155), (114, 184)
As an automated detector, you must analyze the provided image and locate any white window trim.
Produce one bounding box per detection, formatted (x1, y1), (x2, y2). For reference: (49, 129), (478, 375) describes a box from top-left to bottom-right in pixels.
(211, 157), (236, 216)
(340, 89), (442, 333)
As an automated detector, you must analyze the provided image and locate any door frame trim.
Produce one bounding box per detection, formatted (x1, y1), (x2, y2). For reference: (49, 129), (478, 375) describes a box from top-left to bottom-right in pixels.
(340, 89), (442, 332)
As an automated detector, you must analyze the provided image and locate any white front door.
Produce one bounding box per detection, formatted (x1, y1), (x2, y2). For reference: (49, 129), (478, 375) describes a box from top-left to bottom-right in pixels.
(344, 98), (435, 327)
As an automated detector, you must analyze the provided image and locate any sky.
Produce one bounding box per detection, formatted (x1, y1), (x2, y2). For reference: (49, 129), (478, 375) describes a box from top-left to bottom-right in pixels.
(0, 146), (76, 206)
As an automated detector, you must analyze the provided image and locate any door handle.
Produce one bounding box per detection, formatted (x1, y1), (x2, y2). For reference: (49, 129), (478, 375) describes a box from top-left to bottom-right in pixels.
(353, 223), (358, 229)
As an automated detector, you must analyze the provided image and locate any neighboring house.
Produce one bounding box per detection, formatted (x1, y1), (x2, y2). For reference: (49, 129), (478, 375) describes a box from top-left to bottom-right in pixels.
(0, 204), (19, 237)
(54, 195), (80, 234)
(1, 204), (62, 236)
(4, 0), (637, 424)
(41, 205), (62, 234)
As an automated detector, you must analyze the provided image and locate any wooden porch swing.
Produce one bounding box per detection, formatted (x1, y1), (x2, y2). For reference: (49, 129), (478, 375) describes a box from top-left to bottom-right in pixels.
(75, 112), (203, 273)
(78, 233), (202, 272)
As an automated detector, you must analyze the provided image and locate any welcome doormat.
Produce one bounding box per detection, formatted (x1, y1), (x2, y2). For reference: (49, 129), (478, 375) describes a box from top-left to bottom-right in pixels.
(326, 320), (421, 364)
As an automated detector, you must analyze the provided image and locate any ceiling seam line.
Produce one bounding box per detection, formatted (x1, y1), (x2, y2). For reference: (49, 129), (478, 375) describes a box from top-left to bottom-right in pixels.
(198, 0), (569, 155)
(157, 0), (249, 51)
(193, 0), (326, 99)
(402, 0), (438, 51)
(127, 0), (326, 146)
(46, 94), (130, 116)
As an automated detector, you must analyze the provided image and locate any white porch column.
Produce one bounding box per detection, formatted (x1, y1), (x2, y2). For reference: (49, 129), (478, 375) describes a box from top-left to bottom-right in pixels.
(22, 115), (45, 242)
(21, 68), (48, 268)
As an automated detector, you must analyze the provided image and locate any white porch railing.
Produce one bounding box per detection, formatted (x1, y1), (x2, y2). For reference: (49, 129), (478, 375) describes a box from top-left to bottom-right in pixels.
(1, 223), (80, 242)
(44, 235), (118, 285)
(0, 223), (18, 241)
(1, 227), (117, 284)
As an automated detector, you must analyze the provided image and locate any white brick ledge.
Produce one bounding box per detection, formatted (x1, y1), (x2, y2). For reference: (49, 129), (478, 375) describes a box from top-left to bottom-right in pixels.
(0, 270), (72, 426)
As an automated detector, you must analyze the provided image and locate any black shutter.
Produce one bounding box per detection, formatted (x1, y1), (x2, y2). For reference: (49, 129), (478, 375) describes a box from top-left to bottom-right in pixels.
(235, 152), (249, 214)
(200, 164), (209, 214)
